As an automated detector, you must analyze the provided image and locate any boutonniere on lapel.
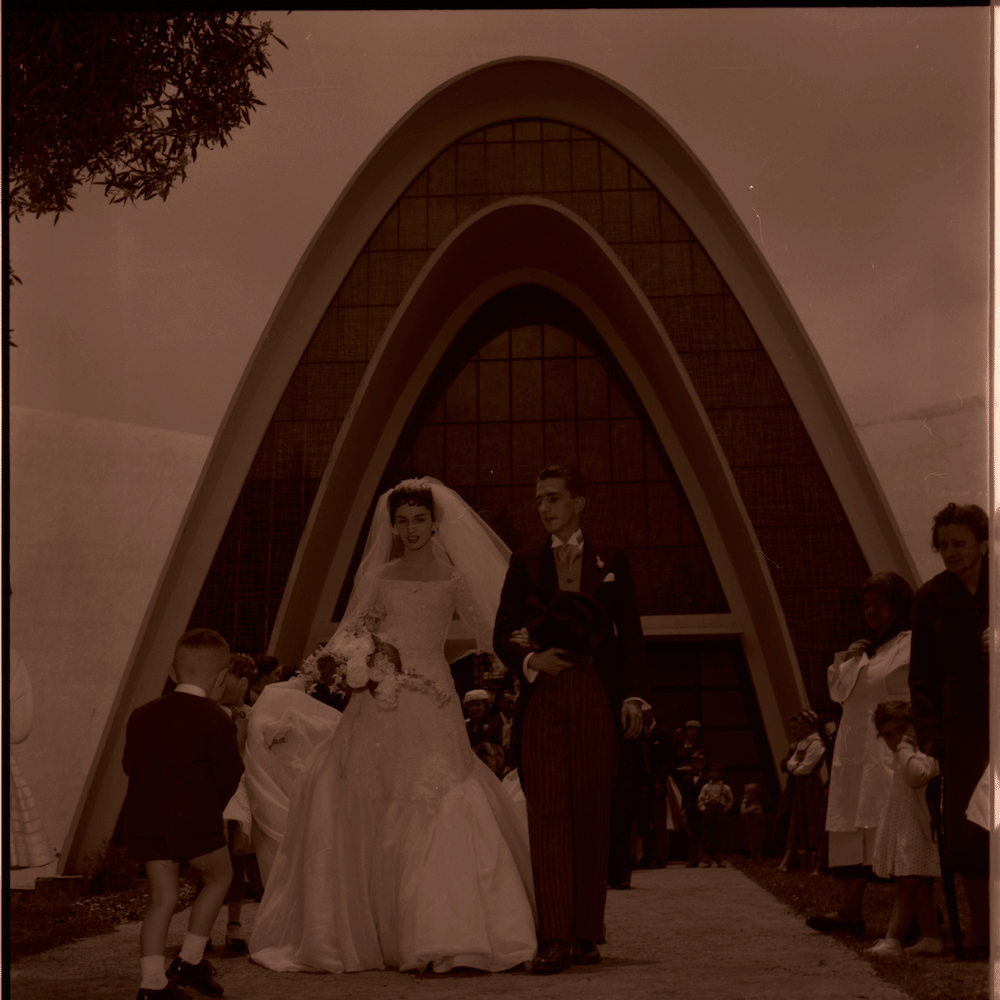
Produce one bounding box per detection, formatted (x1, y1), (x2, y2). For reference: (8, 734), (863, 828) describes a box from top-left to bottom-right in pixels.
(596, 555), (605, 569)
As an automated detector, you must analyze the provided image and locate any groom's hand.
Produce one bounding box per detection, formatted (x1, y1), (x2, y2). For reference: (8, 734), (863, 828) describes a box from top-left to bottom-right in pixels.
(528, 648), (577, 676)
(509, 628), (532, 649)
(621, 700), (643, 739)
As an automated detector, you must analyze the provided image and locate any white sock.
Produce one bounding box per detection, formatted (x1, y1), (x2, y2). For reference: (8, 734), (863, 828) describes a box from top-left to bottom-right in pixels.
(140, 955), (168, 990)
(179, 931), (209, 966)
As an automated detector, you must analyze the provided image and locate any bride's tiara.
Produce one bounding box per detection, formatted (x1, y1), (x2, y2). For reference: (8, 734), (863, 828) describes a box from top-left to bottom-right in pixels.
(392, 477), (435, 492)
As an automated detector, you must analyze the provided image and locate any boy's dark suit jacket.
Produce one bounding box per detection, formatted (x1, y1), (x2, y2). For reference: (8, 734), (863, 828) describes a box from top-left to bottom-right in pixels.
(123, 692), (244, 840)
(493, 538), (649, 710)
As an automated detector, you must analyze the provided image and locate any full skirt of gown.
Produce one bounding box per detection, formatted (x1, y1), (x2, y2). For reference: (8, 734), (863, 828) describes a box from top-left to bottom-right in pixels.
(249, 578), (536, 973)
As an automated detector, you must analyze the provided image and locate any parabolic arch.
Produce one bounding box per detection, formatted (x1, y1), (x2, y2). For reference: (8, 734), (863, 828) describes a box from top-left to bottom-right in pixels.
(62, 57), (913, 872)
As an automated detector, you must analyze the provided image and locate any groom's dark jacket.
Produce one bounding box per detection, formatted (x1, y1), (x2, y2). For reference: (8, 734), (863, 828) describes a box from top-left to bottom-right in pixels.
(492, 536), (650, 711)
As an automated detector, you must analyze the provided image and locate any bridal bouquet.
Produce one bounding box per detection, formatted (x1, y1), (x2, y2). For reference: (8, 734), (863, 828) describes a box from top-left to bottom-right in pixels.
(299, 605), (451, 711)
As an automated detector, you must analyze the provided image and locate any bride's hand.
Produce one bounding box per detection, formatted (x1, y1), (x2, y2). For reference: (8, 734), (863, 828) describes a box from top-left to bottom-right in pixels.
(509, 628), (532, 649)
(529, 648), (577, 676)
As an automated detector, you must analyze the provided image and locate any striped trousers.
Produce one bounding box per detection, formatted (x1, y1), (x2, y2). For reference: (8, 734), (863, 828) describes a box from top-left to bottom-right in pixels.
(521, 663), (619, 946)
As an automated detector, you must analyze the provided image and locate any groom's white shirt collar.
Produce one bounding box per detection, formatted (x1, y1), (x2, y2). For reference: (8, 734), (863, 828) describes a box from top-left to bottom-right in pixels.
(551, 529), (583, 549)
(175, 684), (207, 697)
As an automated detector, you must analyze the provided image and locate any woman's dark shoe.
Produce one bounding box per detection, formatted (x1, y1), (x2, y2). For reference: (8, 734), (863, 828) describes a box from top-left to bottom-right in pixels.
(805, 911), (866, 935)
(167, 957), (223, 998)
(531, 939), (571, 975)
(571, 940), (601, 965)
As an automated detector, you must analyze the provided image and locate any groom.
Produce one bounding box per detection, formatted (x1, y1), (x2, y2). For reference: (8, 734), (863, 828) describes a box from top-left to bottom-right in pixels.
(493, 465), (650, 974)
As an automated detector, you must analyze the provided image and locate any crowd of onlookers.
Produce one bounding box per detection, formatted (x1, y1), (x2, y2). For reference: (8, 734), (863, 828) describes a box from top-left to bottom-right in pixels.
(447, 501), (992, 962)
(9, 500), (989, 987)
(798, 501), (991, 961)
(126, 499), (984, 996)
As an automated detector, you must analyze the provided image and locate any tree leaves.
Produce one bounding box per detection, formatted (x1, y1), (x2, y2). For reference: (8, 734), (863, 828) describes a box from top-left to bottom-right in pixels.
(7, 12), (284, 224)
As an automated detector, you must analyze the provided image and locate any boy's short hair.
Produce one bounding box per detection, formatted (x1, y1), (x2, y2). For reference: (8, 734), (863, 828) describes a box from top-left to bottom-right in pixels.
(228, 653), (256, 683)
(173, 629), (230, 687)
(537, 465), (585, 497)
(176, 628), (229, 654)
(873, 700), (913, 732)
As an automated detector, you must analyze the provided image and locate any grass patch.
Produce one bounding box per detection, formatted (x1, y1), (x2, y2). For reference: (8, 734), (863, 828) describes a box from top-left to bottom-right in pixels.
(10, 841), (200, 961)
(9, 896), (118, 960)
(729, 854), (988, 1000)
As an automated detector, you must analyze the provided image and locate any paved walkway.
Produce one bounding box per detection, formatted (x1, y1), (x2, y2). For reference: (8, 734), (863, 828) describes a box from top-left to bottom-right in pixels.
(10, 866), (911, 1000)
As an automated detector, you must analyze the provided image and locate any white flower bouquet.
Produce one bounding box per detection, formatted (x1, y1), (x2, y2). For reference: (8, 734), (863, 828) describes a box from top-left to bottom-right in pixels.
(299, 605), (451, 711)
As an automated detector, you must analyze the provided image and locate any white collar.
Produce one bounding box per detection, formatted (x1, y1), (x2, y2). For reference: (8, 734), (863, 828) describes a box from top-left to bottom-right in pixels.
(551, 529), (584, 549)
(175, 683), (208, 698)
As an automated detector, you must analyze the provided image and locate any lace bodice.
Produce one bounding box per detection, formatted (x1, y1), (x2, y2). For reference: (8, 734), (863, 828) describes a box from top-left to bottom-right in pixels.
(381, 578), (458, 664)
(379, 571), (496, 667)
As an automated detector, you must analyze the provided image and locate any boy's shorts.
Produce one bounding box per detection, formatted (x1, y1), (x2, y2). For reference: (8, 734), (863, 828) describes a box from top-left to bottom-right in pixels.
(127, 832), (225, 863)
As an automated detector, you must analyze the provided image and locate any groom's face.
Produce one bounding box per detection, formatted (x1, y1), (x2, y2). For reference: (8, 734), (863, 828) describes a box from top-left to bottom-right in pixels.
(535, 477), (585, 541)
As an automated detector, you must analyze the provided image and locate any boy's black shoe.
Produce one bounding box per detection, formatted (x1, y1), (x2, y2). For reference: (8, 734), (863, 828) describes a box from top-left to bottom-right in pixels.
(137, 984), (193, 1000)
(167, 957), (223, 998)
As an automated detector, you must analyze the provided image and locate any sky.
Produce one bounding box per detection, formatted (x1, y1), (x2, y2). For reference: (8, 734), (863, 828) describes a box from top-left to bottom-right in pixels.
(8, 8), (991, 437)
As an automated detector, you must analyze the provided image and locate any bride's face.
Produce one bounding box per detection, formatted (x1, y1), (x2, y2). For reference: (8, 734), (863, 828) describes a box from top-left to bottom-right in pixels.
(394, 503), (435, 552)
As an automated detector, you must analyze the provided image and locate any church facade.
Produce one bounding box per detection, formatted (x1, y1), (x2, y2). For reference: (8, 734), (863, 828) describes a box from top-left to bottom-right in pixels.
(64, 59), (915, 871)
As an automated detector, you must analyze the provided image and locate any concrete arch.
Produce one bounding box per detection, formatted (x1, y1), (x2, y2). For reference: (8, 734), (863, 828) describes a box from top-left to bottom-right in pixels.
(62, 57), (912, 871)
(270, 195), (806, 756)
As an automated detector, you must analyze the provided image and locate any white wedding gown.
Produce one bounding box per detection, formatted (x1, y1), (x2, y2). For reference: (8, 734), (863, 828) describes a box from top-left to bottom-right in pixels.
(249, 574), (537, 973)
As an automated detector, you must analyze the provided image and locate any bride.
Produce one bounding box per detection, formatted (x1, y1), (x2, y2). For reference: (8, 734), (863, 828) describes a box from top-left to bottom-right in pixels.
(249, 479), (536, 974)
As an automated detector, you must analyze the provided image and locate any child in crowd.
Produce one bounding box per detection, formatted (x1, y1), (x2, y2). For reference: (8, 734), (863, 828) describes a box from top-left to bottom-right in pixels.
(475, 740), (506, 779)
(778, 711), (826, 872)
(679, 750), (707, 867)
(697, 762), (734, 867)
(123, 629), (245, 1000)
(220, 652), (257, 954)
(866, 701), (943, 959)
(741, 784), (767, 864)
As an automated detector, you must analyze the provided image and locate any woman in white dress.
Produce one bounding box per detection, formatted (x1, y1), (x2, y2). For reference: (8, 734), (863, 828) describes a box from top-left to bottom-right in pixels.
(806, 571), (914, 935)
(249, 479), (536, 974)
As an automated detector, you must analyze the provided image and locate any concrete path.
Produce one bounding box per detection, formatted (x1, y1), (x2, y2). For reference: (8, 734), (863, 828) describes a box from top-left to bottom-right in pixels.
(10, 866), (910, 1000)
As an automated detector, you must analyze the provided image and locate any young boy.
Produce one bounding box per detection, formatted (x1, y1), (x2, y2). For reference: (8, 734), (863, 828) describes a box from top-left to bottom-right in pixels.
(123, 629), (244, 1000)
(697, 762), (734, 867)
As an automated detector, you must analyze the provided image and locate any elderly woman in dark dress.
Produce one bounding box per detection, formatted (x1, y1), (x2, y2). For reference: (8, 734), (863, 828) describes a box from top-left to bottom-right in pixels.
(908, 503), (990, 958)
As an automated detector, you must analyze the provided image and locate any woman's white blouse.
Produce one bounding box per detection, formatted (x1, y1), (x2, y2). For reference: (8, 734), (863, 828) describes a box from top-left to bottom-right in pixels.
(825, 630), (911, 833)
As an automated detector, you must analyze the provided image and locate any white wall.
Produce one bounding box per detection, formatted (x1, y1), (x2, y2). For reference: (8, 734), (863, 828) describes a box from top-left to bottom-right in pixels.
(9, 407), (212, 884)
(855, 397), (989, 587)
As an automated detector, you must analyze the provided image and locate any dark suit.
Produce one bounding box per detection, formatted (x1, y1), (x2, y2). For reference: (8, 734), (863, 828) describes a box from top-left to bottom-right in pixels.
(465, 717), (494, 749)
(494, 537), (649, 946)
(487, 712), (514, 749)
(123, 691), (244, 858)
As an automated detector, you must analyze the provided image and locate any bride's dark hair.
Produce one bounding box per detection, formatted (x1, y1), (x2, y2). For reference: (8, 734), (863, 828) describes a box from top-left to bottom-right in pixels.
(388, 485), (436, 523)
